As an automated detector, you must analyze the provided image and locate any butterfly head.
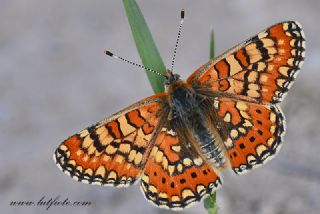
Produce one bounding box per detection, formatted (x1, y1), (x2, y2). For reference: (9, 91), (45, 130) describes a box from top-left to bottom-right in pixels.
(164, 69), (181, 86)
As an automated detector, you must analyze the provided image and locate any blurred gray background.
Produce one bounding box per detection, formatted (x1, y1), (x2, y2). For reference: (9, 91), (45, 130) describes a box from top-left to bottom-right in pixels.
(1, 0), (320, 213)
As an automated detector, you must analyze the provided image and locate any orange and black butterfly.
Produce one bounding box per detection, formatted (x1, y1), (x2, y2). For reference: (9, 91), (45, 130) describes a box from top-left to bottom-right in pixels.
(54, 20), (305, 210)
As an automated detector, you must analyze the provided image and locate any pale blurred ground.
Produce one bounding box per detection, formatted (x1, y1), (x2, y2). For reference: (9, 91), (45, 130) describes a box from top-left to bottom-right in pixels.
(1, 0), (320, 214)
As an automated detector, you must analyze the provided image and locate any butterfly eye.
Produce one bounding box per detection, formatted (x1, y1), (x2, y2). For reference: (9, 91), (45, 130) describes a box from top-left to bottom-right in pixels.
(173, 73), (181, 81)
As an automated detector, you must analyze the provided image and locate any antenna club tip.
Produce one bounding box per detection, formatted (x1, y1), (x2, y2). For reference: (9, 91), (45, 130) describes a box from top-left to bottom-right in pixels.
(105, 50), (114, 57)
(181, 9), (185, 19)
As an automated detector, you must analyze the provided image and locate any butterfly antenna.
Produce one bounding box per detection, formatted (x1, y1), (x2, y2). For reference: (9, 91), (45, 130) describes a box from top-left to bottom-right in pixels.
(105, 50), (164, 77)
(170, 9), (185, 72)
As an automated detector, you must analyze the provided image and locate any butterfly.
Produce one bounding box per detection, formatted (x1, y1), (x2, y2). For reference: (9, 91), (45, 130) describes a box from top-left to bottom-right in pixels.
(53, 21), (305, 210)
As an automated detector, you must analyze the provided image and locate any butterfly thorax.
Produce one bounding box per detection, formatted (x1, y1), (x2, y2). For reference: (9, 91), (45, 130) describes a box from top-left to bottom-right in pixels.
(166, 78), (227, 169)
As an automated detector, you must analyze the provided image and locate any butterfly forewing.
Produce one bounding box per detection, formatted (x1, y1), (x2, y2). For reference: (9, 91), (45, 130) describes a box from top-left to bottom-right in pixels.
(54, 94), (166, 187)
(188, 21), (305, 104)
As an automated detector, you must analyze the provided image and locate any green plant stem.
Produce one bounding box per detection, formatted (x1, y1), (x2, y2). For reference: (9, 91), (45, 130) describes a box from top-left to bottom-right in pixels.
(204, 193), (217, 214)
(210, 29), (215, 60)
(123, 0), (166, 93)
(203, 28), (217, 214)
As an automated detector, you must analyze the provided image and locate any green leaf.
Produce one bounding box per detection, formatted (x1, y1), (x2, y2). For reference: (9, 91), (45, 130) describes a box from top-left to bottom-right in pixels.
(123, 0), (166, 93)
(204, 29), (217, 214)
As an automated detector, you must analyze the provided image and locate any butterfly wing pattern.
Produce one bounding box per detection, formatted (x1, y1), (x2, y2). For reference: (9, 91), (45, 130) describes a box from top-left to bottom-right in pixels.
(188, 21), (305, 104)
(54, 21), (305, 210)
(190, 21), (305, 174)
(141, 127), (221, 210)
(54, 94), (166, 187)
(213, 97), (285, 174)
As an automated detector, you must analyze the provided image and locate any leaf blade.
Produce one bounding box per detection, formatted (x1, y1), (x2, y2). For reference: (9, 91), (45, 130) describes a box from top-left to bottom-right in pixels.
(123, 0), (166, 93)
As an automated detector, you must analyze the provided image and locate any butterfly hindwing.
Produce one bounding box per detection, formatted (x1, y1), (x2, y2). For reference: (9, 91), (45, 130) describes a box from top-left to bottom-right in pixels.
(188, 21), (305, 104)
(54, 94), (166, 187)
(140, 128), (221, 210)
(212, 96), (285, 174)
